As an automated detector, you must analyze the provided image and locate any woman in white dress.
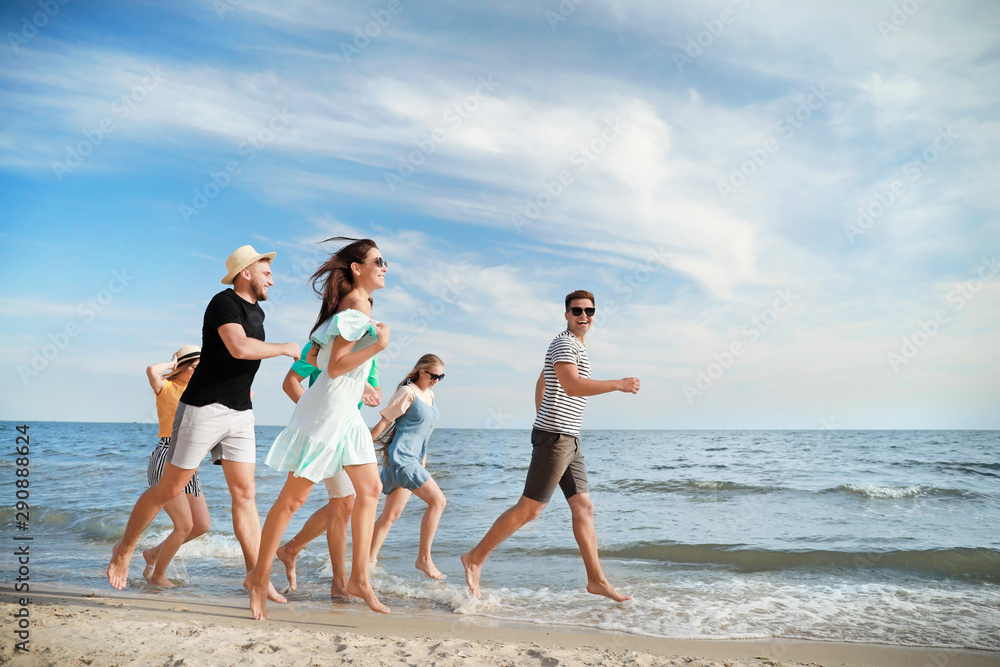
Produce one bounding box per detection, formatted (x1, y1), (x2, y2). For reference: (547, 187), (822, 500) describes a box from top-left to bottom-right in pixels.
(245, 238), (390, 619)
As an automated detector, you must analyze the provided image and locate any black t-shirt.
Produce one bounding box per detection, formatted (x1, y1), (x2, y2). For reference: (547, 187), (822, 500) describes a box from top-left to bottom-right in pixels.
(181, 289), (264, 411)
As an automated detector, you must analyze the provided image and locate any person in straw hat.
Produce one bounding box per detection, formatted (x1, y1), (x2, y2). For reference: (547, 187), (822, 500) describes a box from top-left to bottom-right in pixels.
(140, 344), (210, 587)
(108, 245), (300, 606)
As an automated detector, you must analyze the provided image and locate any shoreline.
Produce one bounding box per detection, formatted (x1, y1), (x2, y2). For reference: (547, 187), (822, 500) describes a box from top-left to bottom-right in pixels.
(3, 588), (997, 666)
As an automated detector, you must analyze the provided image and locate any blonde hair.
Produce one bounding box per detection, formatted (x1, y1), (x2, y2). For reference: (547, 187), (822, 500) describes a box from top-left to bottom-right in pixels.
(376, 354), (443, 465)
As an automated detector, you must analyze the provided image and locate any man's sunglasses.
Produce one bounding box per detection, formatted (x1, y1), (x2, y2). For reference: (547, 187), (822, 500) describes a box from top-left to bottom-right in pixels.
(373, 257), (388, 269)
(568, 307), (596, 317)
(425, 372), (445, 381)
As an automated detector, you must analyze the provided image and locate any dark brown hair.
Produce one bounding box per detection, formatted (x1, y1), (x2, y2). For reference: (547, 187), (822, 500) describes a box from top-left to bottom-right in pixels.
(564, 289), (595, 311)
(375, 354), (444, 465)
(309, 237), (379, 337)
(163, 357), (198, 381)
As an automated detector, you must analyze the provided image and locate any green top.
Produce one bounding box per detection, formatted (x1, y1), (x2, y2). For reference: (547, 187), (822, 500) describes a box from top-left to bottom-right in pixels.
(291, 340), (379, 409)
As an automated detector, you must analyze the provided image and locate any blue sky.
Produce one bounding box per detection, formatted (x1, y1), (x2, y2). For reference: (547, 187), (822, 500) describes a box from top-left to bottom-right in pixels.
(1, 0), (997, 429)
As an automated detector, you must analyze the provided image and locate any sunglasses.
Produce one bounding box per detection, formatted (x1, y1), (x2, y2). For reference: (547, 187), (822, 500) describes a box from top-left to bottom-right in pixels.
(372, 257), (388, 269)
(425, 371), (445, 381)
(568, 307), (596, 317)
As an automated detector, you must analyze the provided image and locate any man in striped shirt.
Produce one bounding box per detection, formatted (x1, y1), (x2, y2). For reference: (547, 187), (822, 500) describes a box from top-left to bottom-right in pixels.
(462, 290), (640, 601)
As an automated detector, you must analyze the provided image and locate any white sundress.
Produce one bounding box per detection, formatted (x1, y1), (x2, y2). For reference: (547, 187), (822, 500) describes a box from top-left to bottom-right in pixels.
(265, 309), (379, 481)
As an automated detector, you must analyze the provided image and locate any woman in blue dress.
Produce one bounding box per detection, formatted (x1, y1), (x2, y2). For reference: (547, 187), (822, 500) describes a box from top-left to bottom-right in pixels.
(369, 354), (447, 579)
(245, 237), (391, 620)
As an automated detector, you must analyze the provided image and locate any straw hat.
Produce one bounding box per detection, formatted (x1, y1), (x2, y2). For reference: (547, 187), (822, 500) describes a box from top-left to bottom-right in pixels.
(165, 345), (200, 379)
(221, 245), (276, 285)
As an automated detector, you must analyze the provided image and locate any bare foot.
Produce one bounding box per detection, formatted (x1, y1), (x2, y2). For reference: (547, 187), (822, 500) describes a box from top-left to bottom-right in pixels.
(107, 540), (133, 590)
(415, 556), (447, 580)
(142, 548), (157, 579)
(275, 544), (297, 591)
(586, 579), (632, 602)
(267, 580), (287, 604)
(347, 579), (390, 614)
(460, 551), (481, 599)
(244, 574), (269, 620)
(330, 578), (351, 601)
(145, 574), (176, 588)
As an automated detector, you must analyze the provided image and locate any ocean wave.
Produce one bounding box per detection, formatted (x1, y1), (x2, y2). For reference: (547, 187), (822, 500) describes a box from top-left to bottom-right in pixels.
(531, 542), (1000, 583)
(0, 505), (125, 540)
(449, 576), (1000, 650)
(600, 479), (779, 495)
(937, 462), (1000, 479)
(0, 506), (243, 560)
(938, 461), (1000, 470)
(600, 479), (976, 499)
(825, 484), (971, 499)
(162, 532), (245, 560)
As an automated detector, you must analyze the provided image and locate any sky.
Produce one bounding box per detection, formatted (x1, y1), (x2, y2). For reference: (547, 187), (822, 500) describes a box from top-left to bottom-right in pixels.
(1, 0), (998, 429)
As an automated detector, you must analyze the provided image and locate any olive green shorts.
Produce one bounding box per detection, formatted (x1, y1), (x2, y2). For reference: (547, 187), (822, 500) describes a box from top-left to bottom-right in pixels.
(522, 428), (589, 503)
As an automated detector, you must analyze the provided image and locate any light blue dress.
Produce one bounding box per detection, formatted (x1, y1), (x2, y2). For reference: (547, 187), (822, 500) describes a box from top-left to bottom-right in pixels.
(381, 384), (439, 494)
(265, 309), (379, 482)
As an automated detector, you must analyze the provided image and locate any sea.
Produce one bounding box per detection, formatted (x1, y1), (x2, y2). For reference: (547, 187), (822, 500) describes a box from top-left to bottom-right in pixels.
(2, 422), (998, 651)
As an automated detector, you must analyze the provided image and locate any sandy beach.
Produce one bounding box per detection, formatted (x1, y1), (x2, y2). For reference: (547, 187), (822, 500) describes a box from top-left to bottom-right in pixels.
(2, 588), (996, 667)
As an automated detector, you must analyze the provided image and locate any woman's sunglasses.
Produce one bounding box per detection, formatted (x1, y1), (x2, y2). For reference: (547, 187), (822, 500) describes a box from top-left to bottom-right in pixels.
(425, 371), (445, 381)
(373, 257), (388, 269)
(568, 307), (596, 317)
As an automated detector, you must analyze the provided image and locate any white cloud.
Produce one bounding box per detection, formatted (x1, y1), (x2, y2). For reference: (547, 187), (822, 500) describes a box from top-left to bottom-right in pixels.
(2, 1), (998, 427)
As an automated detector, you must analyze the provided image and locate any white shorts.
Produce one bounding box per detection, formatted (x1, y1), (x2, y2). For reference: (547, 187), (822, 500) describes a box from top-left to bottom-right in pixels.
(167, 402), (256, 469)
(323, 470), (355, 499)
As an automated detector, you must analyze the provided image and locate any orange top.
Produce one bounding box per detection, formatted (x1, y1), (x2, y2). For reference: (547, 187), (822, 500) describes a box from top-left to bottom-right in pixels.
(155, 379), (187, 438)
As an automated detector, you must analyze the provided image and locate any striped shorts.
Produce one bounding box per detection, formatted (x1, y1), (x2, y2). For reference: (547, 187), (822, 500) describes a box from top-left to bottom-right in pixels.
(147, 437), (203, 497)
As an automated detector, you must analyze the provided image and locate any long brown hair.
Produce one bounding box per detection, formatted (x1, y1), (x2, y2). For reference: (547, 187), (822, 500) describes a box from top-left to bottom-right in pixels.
(309, 237), (379, 337)
(375, 354), (444, 465)
(163, 358), (198, 381)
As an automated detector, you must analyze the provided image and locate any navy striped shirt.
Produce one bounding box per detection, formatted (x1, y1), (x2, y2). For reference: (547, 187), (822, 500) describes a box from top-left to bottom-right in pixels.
(533, 330), (590, 436)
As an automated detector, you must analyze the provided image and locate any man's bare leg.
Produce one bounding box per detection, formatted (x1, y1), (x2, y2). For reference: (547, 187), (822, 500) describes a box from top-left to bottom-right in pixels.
(222, 460), (287, 607)
(461, 495), (545, 599)
(107, 463), (195, 589)
(243, 472), (314, 620)
(411, 479), (447, 580)
(325, 495), (354, 599)
(568, 493), (631, 602)
(276, 503), (331, 591)
(343, 463), (389, 614)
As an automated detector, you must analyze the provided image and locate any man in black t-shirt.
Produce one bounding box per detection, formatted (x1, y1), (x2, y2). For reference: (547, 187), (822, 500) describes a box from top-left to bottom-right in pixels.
(108, 246), (300, 603)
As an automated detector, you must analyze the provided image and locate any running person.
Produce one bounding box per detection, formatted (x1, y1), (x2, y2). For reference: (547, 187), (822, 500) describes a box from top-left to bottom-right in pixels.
(274, 340), (382, 597)
(245, 237), (390, 619)
(461, 290), (640, 601)
(141, 345), (210, 587)
(106, 245), (301, 605)
(369, 354), (447, 580)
